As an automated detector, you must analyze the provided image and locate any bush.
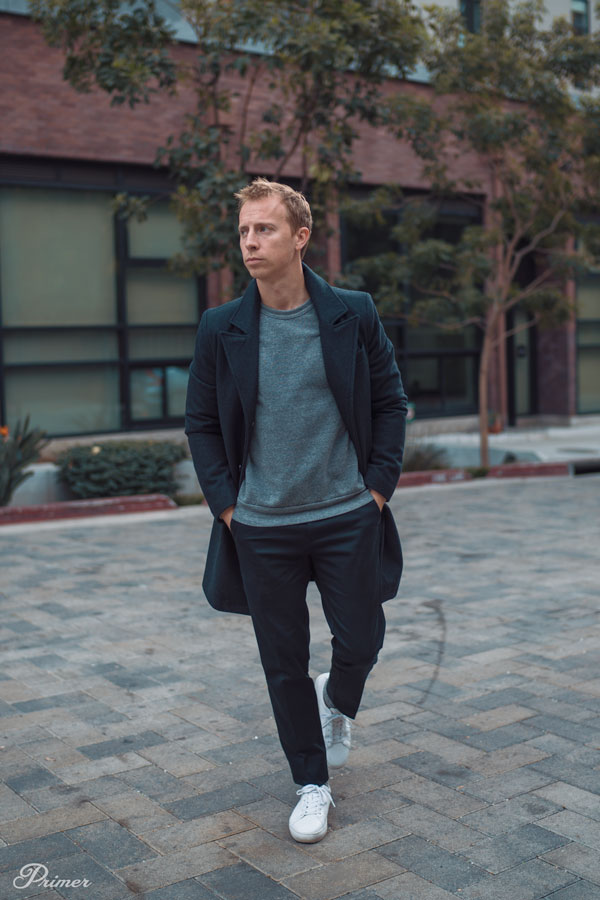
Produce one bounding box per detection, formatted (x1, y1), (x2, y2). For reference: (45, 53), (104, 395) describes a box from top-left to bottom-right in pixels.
(56, 440), (187, 499)
(467, 466), (489, 479)
(173, 492), (204, 506)
(0, 417), (49, 506)
(402, 439), (449, 472)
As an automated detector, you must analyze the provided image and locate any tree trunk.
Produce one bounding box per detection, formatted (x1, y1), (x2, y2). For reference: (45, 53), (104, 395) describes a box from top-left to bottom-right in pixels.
(217, 264), (233, 304)
(478, 323), (494, 468)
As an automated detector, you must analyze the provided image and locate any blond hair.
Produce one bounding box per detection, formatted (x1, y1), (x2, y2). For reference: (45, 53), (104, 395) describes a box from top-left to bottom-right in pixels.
(235, 178), (312, 256)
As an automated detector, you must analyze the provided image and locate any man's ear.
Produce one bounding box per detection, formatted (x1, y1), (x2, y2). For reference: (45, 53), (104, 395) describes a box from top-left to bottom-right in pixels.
(296, 226), (311, 253)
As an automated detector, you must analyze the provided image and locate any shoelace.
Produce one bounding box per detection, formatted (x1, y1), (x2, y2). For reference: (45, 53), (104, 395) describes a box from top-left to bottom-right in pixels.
(295, 783), (335, 817)
(323, 709), (351, 748)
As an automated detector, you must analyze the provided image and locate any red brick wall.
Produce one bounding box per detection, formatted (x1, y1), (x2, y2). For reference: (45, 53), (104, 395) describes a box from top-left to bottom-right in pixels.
(1, 14), (198, 163)
(2, 11), (580, 419)
(537, 319), (577, 417)
(0, 13), (489, 189)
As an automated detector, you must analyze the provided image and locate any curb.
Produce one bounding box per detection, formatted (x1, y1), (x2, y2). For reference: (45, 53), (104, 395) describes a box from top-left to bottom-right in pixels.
(397, 460), (571, 488)
(0, 494), (177, 526)
(0, 461), (572, 525)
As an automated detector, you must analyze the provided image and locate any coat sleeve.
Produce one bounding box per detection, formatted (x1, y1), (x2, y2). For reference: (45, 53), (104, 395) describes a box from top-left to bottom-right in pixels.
(363, 293), (408, 500)
(184, 312), (238, 518)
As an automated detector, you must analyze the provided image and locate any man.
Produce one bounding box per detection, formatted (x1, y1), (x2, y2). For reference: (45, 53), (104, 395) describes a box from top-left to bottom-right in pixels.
(185, 178), (407, 843)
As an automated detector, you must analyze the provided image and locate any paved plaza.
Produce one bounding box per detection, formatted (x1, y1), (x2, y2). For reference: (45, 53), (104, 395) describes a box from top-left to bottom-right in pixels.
(1, 475), (600, 900)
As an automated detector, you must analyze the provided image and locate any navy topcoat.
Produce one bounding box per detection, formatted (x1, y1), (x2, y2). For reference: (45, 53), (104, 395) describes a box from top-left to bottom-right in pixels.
(185, 264), (408, 615)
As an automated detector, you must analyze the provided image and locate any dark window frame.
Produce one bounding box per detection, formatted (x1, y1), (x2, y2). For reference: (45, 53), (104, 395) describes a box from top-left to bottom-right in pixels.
(576, 320), (600, 415)
(572, 0), (590, 35)
(340, 190), (483, 419)
(115, 198), (205, 430)
(505, 309), (539, 424)
(0, 155), (205, 436)
(460, 0), (482, 33)
(575, 258), (600, 413)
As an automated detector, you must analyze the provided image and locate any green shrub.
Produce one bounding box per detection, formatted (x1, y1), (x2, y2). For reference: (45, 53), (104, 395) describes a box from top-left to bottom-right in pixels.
(56, 440), (187, 499)
(0, 416), (49, 506)
(173, 492), (205, 506)
(402, 439), (449, 472)
(467, 466), (490, 479)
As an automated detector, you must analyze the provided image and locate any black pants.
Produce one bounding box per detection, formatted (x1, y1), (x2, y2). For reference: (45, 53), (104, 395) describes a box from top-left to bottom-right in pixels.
(231, 498), (386, 786)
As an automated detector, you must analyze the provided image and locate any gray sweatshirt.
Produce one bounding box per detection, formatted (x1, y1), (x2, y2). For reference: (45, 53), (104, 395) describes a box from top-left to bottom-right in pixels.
(232, 298), (371, 526)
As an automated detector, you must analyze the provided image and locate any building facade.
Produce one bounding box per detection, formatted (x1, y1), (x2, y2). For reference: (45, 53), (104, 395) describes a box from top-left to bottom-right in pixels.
(0, 1), (598, 438)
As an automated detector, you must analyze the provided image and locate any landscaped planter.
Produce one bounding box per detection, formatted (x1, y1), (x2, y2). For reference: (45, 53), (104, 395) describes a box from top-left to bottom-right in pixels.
(7, 459), (199, 507)
(0, 459), (572, 525)
(397, 460), (571, 488)
(8, 462), (72, 506)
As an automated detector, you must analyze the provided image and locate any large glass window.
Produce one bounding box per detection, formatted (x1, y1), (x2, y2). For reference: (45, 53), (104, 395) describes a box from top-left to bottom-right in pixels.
(341, 195), (481, 418)
(576, 274), (600, 413)
(126, 269), (198, 324)
(128, 202), (187, 258)
(391, 346), (478, 418)
(578, 350), (600, 412)
(130, 368), (165, 421)
(3, 331), (118, 365)
(4, 366), (120, 434)
(0, 188), (116, 326)
(460, 0), (482, 33)
(0, 187), (121, 434)
(572, 0), (589, 35)
(124, 198), (201, 424)
(0, 183), (203, 435)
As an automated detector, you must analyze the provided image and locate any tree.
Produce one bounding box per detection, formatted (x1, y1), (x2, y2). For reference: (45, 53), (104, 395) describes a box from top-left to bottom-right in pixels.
(340, 0), (600, 465)
(30, 0), (425, 294)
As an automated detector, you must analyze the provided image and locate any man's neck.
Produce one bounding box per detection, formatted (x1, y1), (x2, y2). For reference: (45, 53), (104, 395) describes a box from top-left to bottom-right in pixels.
(257, 263), (309, 311)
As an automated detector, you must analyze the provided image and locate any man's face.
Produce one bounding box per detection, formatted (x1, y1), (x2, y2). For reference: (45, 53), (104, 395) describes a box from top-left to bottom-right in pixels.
(238, 196), (307, 280)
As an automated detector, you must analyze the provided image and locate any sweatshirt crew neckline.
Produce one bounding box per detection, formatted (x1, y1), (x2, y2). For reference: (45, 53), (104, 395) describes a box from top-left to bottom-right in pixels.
(260, 297), (312, 318)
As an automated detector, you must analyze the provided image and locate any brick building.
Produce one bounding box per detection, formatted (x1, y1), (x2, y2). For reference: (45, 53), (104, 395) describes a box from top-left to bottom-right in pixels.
(0, 0), (598, 438)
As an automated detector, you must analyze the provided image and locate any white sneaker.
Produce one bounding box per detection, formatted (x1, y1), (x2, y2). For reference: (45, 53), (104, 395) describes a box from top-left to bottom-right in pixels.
(315, 672), (352, 768)
(288, 783), (334, 843)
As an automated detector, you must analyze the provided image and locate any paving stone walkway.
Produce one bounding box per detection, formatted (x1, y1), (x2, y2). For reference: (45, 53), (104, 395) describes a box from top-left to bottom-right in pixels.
(1, 475), (600, 900)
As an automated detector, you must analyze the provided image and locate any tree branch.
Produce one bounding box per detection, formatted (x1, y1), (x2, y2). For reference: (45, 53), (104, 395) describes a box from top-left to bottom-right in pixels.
(411, 281), (461, 305)
(238, 61), (262, 169)
(492, 313), (541, 349)
(271, 76), (317, 180)
(490, 267), (555, 331)
(507, 208), (566, 285)
(505, 266), (553, 306)
(406, 310), (484, 331)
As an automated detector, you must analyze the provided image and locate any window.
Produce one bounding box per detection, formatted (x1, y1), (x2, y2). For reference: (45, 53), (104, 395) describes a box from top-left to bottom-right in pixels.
(340, 193), (482, 419)
(572, 0), (590, 35)
(460, 0), (481, 33)
(384, 321), (479, 418)
(122, 199), (202, 426)
(576, 274), (600, 413)
(0, 182), (204, 436)
(0, 187), (120, 433)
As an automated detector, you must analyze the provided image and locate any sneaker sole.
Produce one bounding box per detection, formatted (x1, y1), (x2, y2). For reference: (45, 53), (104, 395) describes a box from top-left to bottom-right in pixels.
(289, 822), (328, 843)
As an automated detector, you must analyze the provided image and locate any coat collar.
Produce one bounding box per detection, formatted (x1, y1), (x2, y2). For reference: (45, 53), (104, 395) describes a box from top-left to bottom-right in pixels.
(219, 263), (360, 460)
(226, 263), (351, 333)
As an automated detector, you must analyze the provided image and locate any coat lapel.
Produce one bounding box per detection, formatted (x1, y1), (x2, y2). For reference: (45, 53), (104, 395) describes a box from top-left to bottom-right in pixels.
(219, 265), (360, 458)
(303, 265), (360, 441)
(219, 279), (260, 462)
